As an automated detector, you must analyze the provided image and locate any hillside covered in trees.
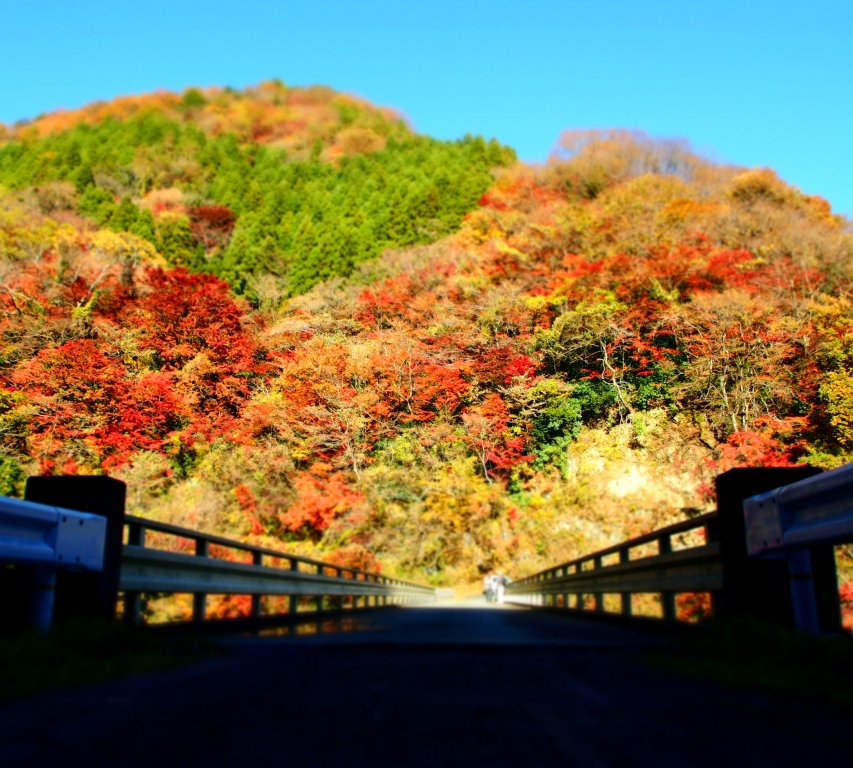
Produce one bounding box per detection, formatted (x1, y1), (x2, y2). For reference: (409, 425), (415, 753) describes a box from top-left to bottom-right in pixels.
(1, 83), (851, 601)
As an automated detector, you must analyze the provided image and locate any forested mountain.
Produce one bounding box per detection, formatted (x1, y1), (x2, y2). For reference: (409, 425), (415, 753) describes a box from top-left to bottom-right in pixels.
(1, 84), (851, 611)
(0, 81), (513, 296)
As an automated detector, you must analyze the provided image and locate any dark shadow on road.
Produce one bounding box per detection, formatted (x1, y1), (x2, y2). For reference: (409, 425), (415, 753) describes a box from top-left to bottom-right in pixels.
(1, 603), (850, 767)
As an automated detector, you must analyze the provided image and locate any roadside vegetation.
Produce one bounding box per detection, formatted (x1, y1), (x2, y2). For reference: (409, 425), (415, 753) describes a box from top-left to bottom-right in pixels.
(1, 84), (851, 614)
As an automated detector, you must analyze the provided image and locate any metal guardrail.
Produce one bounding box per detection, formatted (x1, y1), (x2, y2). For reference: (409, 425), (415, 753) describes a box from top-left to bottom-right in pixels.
(508, 463), (853, 632)
(121, 515), (436, 626)
(505, 513), (721, 621)
(744, 462), (853, 556)
(0, 496), (107, 629)
(744, 462), (853, 632)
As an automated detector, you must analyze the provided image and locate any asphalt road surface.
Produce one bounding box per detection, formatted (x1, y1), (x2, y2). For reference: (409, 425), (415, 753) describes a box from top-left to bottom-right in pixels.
(1, 601), (849, 767)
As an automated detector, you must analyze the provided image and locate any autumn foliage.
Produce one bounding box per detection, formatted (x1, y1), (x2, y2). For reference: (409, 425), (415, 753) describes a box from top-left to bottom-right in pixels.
(1, 88), (852, 587)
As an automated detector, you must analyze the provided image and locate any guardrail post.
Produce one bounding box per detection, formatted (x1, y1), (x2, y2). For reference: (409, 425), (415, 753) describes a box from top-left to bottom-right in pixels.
(315, 564), (324, 613)
(593, 556), (604, 612)
(786, 549), (821, 633)
(331, 568), (344, 611)
(715, 467), (821, 627)
(289, 559), (299, 614)
(805, 543), (842, 633)
(124, 521), (145, 626)
(572, 566), (582, 611)
(24, 476), (126, 621)
(251, 551), (264, 621)
(704, 517), (723, 617)
(658, 535), (676, 621)
(192, 539), (208, 624)
(619, 547), (632, 616)
(2, 559), (33, 632)
(31, 564), (57, 631)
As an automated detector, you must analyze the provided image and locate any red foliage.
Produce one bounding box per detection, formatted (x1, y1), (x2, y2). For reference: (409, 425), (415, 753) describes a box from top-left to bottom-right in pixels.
(713, 429), (802, 473)
(355, 274), (424, 328)
(187, 205), (236, 249)
(206, 595), (252, 620)
(13, 340), (185, 471)
(549, 242), (821, 310)
(126, 267), (267, 435)
(0, 258), (272, 470)
(363, 345), (470, 424)
(462, 393), (532, 478)
(409, 362), (470, 419)
(477, 174), (564, 213)
(472, 347), (537, 386)
(129, 267), (254, 369)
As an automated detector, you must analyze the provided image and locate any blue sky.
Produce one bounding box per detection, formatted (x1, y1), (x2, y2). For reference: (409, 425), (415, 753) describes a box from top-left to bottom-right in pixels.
(2, 0), (851, 216)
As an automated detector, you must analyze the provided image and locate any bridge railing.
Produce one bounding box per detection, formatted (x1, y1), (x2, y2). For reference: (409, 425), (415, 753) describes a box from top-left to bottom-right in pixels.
(0, 496), (107, 630)
(743, 462), (853, 633)
(121, 515), (436, 626)
(507, 465), (853, 633)
(505, 513), (721, 622)
(3, 476), (435, 630)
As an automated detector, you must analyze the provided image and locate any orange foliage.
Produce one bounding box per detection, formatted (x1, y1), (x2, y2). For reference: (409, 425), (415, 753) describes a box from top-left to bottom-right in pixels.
(234, 483), (264, 535)
(840, 581), (853, 632)
(675, 592), (713, 623)
(279, 463), (365, 537)
(2, 99), (851, 581)
(323, 544), (382, 574)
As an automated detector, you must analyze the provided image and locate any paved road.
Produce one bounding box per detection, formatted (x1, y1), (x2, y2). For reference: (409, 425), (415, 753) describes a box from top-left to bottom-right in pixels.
(1, 602), (849, 767)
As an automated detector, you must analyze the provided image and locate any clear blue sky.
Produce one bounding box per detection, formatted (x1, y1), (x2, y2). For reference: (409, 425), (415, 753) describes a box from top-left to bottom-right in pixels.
(2, 0), (851, 216)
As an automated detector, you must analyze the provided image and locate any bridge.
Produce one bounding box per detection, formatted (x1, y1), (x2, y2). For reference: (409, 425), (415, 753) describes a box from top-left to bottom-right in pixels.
(1, 465), (852, 765)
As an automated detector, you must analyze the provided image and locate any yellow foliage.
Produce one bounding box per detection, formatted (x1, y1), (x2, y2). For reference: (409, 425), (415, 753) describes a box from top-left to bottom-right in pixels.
(821, 369), (853, 448)
(729, 168), (843, 227)
(659, 198), (721, 223)
(51, 224), (82, 256)
(523, 294), (565, 312)
(334, 126), (386, 157)
(729, 168), (791, 205)
(0, 214), (56, 261)
(495, 239), (528, 261)
(808, 294), (853, 367)
(89, 229), (159, 262)
(422, 458), (497, 532)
